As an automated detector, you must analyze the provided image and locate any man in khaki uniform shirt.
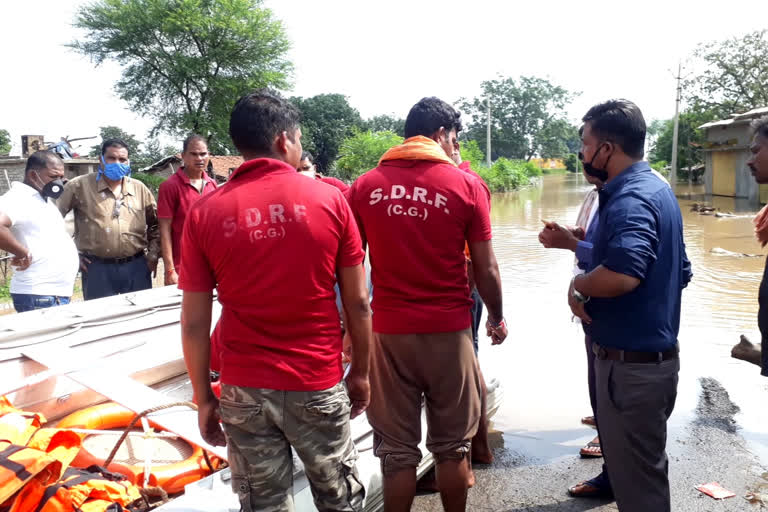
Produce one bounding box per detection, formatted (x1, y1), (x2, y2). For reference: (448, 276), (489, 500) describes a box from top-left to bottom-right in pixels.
(58, 138), (160, 300)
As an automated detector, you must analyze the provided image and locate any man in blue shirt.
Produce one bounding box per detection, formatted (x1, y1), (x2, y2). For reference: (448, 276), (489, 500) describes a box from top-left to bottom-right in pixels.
(567, 99), (691, 512)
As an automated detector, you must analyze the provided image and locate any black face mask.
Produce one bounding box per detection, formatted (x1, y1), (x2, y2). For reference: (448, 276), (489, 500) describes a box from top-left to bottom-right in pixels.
(579, 143), (610, 183)
(33, 172), (67, 200)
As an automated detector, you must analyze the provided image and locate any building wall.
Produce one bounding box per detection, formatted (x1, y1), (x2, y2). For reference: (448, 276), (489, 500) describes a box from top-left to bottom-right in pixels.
(0, 159), (27, 195)
(704, 122), (759, 202)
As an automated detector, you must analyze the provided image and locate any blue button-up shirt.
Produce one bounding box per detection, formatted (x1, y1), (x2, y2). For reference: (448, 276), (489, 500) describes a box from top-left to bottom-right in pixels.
(584, 162), (692, 352)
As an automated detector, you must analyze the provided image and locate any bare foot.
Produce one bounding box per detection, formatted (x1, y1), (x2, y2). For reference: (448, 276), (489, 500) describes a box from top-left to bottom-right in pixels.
(732, 335), (762, 367)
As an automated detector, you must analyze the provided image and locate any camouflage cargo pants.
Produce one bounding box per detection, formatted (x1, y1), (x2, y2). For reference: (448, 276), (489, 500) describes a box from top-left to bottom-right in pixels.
(219, 382), (365, 512)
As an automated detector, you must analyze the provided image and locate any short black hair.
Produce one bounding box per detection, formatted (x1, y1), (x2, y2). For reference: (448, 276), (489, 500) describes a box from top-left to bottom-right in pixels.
(182, 134), (208, 153)
(582, 99), (646, 159)
(229, 89), (301, 154)
(25, 150), (62, 175)
(101, 138), (130, 156)
(751, 116), (768, 139)
(404, 97), (463, 139)
(300, 151), (314, 162)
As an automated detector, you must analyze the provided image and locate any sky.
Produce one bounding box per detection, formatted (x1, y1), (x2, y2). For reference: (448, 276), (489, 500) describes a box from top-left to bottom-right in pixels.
(1, 0), (767, 156)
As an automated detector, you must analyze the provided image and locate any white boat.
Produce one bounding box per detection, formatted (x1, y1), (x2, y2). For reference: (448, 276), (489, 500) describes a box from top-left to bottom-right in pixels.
(0, 285), (503, 511)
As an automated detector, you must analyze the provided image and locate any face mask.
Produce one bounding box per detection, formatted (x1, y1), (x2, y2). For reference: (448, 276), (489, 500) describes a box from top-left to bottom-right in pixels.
(298, 170), (316, 179)
(579, 143), (610, 182)
(98, 156), (131, 181)
(32, 171), (66, 200)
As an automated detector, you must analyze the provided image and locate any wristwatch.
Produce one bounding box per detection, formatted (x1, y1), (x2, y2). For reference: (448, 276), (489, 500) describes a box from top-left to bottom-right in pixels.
(571, 277), (590, 303)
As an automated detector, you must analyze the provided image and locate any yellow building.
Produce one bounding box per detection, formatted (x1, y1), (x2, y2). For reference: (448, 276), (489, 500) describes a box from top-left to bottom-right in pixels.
(700, 106), (768, 204)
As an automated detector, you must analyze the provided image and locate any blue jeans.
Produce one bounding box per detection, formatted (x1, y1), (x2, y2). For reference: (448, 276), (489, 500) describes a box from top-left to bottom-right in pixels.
(12, 294), (71, 313)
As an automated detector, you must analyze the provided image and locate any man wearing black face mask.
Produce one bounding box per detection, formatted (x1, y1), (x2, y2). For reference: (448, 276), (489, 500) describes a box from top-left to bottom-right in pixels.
(566, 100), (692, 512)
(0, 151), (79, 312)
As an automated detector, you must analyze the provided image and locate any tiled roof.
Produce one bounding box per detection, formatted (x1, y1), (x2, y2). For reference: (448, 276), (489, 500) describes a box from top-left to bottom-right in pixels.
(208, 156), (244, 178)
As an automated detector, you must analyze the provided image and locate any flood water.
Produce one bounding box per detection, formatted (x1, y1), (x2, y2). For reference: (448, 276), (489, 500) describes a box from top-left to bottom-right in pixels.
(479, 172), (768, 465)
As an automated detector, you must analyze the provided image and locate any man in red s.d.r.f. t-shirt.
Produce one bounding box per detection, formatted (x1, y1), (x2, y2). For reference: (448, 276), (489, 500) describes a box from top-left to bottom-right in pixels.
(347, 97), (507, 512)
(179, 90), (371, 512)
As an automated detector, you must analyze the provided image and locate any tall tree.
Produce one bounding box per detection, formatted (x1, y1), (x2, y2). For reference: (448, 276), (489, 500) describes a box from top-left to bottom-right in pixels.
(460, 76), (575, 161)
(536, 119), (580, 158)
(71, 0), (292, 154)
(335, 130), (402, 182)
(291, 94), (362, 171)
(0, 130), (11, 155)
(364, 115), (405, 137)
(684, 29), (768, 117)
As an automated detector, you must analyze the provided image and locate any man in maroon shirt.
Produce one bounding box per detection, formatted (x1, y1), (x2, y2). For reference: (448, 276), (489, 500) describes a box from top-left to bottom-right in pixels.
(347, 97), (507, 512)
(179, 90), (371, 511)
(157, 134), (217, 285)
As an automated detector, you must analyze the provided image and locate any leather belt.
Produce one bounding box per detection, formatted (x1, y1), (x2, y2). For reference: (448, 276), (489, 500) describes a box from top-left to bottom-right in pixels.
(84, 251), (144, 265)
(593, 343), (678, 364)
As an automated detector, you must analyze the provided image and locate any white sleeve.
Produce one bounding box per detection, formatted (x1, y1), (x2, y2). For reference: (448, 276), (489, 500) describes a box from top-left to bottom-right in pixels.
(0, 192), (20, 225)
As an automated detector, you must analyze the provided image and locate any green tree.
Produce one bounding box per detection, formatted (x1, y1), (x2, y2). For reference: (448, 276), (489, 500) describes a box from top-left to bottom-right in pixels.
(291, 94), (363, 172)
(460, 75), (576, 161)
(89, 126), (143, 157)
(335, 130), (403, 182)
(459, 140), (485, 169)
(648, 110), (712, 182)
(0, 130), (11, 155)
(537, 119), (580, 158)
(684, 29), (768, 117)
(71, 0), (291, 154)
(364, 115), (405, 137)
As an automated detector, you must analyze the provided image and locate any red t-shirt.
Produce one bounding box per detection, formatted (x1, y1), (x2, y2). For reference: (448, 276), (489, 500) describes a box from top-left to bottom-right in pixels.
(179, 158), (365, 391)
(347, 159), (492, 334)
(157, 167), (217, 270)
(317, 175), (350, 193)
(458, 161), (491, 204)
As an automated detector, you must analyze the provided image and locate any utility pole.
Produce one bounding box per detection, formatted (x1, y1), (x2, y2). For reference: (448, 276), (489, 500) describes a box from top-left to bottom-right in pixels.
(670, 61), (682, 190)
(486, 98), (492, 167)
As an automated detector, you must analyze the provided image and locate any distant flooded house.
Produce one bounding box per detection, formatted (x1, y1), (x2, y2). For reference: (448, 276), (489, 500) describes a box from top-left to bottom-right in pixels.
(700, 106), (768, 204)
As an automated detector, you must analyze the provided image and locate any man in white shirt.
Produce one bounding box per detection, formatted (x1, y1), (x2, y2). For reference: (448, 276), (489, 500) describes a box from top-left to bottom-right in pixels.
(0, 151), (79, 312)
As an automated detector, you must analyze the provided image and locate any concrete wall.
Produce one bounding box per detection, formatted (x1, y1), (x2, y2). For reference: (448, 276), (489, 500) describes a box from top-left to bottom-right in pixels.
(0, 159), (26, 195)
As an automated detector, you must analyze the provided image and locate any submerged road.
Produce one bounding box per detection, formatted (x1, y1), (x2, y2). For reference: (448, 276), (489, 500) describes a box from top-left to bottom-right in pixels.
(414, 174), (768, 511)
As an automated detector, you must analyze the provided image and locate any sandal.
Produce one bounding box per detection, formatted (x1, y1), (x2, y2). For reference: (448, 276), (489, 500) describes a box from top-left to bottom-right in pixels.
(579, 439), (602, 458)
(568, 479), (614, 499)
(581, 416), (597, 428)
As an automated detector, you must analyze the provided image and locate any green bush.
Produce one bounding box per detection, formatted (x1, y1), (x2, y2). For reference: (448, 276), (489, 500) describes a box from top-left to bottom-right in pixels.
(474, 158), (537, 192)
(459, 140), (485, 169)
(131, 172), (166, 195)
(335, 130), (404, 181)
(564, 153), (579, 172)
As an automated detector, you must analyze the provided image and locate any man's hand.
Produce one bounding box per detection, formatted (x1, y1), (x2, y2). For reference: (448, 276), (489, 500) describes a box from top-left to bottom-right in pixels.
(568, 278), (592, 324)
(197, 396), (226, 447)
(11, 252), (32, 271)
(79, 255), (91, 273)
(147, 257), (159, 278)
(345, 369), (370, 419)
(165, 268), (179, 286)
(485, 317), (508, 345)
(539, 221), (580, 251)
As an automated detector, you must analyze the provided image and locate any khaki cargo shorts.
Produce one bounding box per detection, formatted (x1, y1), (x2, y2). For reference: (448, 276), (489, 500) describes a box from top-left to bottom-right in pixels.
(367, 328), (482, 474)
(219, 382), (365, 512)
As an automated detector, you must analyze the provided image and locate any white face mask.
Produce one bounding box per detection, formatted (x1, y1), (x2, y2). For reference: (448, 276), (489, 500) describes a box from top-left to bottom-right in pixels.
(298, 170), (316, 179)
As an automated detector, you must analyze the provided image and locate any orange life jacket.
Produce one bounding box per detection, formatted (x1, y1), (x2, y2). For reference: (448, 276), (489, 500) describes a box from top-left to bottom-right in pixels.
(0, 396), (46, 446)
(8, 465), (142, 512)
(0, 442), (63, 505)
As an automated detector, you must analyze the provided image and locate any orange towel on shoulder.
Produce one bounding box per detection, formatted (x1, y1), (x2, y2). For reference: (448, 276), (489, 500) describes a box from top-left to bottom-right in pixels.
(379, 136), (457, 167)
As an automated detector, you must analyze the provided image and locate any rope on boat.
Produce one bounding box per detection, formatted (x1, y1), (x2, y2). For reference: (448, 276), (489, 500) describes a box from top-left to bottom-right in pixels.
(104, 401), (218, 475)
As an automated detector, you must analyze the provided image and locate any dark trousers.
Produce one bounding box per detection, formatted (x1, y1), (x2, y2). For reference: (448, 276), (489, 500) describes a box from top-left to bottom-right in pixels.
(82, 254), (152, 301)
(470, 288), (484, 354)
(595, 354), (679, 512)
(758, 255), (768, 376)
(585, 336), (596, 417)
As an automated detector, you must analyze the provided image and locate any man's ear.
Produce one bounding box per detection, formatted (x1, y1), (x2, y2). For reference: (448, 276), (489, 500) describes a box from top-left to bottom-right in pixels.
(274, 131), (289, 156)
(429, 126), (445, 144)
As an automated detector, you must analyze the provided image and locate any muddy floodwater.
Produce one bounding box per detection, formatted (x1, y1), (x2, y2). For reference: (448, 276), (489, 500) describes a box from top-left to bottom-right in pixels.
(414, 172), (768, 511)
